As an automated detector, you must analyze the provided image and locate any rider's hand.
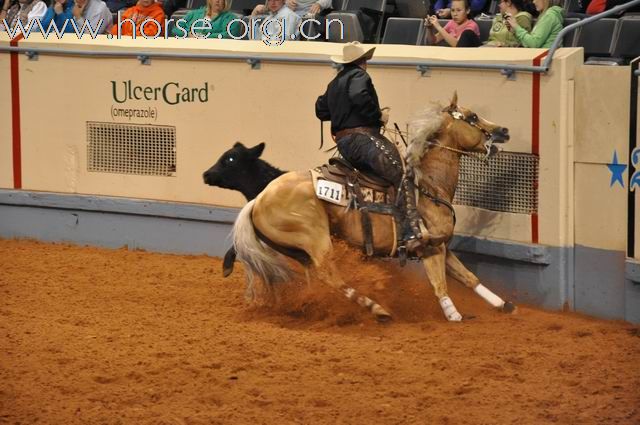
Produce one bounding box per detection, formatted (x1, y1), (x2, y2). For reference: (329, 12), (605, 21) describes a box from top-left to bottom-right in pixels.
(380, 107), (390, 125)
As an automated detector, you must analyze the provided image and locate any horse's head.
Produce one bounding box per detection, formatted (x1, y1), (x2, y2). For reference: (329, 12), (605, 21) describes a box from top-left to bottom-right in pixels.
(442, 92), (510, 158)
(202, 142), (265, 189)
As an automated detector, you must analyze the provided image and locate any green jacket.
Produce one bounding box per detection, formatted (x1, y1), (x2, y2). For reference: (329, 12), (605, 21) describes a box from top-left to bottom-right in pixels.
(172, 8), (239, 39)
(486, 11), (532, 47)
(514, 5), (564, 48)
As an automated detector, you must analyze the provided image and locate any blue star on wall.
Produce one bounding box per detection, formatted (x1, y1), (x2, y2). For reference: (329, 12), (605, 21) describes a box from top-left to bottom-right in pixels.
(607, 150), (627, 188)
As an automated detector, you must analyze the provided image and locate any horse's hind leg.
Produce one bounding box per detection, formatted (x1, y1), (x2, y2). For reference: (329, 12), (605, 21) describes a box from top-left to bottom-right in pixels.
(305, 234), (390, 322)
(314, 260), (392, 322)
(422, 244), (463, 321)
(445, 250), (516, 313)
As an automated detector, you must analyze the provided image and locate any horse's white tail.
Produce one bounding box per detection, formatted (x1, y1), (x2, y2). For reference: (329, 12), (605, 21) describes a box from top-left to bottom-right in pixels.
(232, 200), (293, 299)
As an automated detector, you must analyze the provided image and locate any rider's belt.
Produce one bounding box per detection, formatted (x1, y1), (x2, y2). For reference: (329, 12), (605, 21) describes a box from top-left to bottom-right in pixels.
(334, 126), (380, 141)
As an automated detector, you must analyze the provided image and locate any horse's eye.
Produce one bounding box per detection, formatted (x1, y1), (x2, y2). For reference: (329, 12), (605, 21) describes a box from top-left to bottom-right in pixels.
(223, 156), (235, 166)
(469, 114), (478, 122)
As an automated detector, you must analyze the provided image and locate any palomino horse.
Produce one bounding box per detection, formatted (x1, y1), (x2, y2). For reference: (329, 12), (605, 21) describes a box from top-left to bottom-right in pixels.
(232, 93), (514, 322)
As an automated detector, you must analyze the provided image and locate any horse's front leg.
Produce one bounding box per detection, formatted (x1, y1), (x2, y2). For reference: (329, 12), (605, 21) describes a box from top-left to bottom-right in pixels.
(422, 244), (462, 321)
(444, 249), (516, 313)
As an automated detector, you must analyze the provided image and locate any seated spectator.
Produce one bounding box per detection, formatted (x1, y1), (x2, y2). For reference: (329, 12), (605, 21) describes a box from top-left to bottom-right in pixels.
(484, 0), (532, 47)
(162, 0), (184, 19)
(104, 0), (135, 14)
(426, 0), (481, 47)
(68, 0), (112, 33)
(433, 0), (486, 18)
(41, 0), (74, 31)
(171, 0), (238, 38)
(110, 0), (164, 37)
(506, 0), (563, 48)
(285, 0), (330, 17)
(251, 0), (301, 41)
(0, 0), (47, 33)
(583, 0), (640, 14)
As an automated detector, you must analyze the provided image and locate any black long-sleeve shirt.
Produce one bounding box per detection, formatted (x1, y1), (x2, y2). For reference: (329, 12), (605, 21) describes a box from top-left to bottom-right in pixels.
(315, 64), (383, 135)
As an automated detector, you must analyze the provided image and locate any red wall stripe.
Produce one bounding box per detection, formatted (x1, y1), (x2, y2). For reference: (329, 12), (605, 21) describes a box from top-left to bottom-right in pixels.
(10, 34), (24, 189)
(531, 51), (547, 244)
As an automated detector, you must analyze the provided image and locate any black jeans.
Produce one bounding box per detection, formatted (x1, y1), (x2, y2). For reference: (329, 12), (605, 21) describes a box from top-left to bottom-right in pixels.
(336, 133), (403, 187)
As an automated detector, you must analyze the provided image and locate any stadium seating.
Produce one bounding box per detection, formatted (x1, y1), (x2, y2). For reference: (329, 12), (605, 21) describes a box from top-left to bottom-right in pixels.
(575, 18), (619, 60)
(475, 16), (493, 43)
(562, 17), (580, 46)
(611, 16), (640, 62)
(326, 12), (365, 42)
(381, 17), (426, 44)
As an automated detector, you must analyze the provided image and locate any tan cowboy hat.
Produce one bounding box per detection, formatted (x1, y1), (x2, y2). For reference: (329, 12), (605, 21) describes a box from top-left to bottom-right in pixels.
(330, 41), (376, 64)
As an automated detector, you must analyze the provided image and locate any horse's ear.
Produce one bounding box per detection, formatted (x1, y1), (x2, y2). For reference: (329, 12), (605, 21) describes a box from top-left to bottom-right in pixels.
(233, 141), (246, 149)
(450, 91), (458, 109)
(248, 142), (265, 159)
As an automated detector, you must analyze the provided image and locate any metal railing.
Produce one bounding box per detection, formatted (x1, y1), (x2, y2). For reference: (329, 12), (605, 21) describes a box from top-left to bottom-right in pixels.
(0, 0), (638, 78)
(544, 0), (640, 70)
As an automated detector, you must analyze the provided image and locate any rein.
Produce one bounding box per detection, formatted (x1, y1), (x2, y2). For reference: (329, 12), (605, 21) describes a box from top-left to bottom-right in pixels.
(416, 184), (457, 226)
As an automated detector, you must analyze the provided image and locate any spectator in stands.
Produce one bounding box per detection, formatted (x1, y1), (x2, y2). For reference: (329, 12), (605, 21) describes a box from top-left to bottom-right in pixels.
(426, 0), (481, 47)
(285, 0), (330, 17)
(162, 0), (184, 18)
(0, 0), (46, 32)
(41, 0), (74, 30)
(583, 0), (640, 14)
(105, 0), (135, 14)
(507, 0), (563, 47)
(110, 0), (164, 37)
(67, 0), (112, 32)
(171, 0), (238, 38)
(251, 0), (300, 40)
(433, 0), (486, 18)
(484, 0), (532, 46)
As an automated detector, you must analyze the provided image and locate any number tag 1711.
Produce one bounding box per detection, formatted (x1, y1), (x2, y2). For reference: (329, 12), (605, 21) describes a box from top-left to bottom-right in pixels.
(316, 180), (344, 205)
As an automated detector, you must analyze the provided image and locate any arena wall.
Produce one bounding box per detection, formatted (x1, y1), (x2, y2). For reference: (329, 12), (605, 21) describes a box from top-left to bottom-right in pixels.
(1, 33), (638, 323)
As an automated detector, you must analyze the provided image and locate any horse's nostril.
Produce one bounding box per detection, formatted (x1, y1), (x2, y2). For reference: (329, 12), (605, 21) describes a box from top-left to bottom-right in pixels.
(501, 128), (509, 135)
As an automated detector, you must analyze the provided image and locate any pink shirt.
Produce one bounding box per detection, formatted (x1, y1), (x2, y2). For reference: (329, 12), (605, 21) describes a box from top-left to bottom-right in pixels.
(444, 19), (480, 39)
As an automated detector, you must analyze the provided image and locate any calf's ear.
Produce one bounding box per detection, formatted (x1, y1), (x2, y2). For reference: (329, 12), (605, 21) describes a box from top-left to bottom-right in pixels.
(233, 141), (247, 149)
(248, 142), (265, 159)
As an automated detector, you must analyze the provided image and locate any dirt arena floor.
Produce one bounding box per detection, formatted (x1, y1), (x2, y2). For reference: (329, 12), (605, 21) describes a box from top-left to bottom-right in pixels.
(1, 239), (639, 424)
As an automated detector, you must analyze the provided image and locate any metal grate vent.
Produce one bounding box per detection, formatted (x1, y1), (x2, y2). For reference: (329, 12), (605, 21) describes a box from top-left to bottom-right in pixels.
(454, 151), (539, 214)
(87, 122), (176, 176)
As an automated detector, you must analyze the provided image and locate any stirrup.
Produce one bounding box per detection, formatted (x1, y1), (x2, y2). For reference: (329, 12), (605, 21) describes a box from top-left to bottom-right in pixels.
(397, 245), (407, 267)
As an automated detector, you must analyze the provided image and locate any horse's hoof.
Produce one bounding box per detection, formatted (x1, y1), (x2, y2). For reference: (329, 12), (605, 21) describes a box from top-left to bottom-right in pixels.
(372, 305), (393, 323)
(502, 301), (517, 314)
(447, 312), (463, 322)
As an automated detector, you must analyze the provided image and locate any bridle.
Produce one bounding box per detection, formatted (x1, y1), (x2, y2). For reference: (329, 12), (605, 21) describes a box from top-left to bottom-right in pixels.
(412, 107), (497, 226)
(425, 108), (497, 161)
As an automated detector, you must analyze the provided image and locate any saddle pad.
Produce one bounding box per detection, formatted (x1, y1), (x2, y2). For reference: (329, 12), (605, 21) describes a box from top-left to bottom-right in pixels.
(310, 169), (390, 207)
(310, 169), (349, 206)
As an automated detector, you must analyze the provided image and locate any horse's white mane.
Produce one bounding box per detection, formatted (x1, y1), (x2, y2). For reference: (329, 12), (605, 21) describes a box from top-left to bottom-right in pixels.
(405, 102), (444, 173)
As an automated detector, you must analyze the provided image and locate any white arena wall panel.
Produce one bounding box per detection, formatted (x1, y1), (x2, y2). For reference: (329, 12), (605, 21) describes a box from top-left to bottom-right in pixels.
(1, 34), (638, 322)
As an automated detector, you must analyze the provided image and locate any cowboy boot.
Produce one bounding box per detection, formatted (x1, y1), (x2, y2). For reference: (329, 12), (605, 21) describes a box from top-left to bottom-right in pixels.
(401, 177), (424, 252)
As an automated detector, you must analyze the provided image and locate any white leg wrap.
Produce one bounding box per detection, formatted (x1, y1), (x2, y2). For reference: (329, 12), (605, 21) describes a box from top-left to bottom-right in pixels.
(439, 296), (462, 321)
(474, 283), (505, 308)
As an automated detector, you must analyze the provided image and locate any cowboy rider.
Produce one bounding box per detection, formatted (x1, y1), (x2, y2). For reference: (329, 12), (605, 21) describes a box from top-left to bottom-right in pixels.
(315, 41), (423, 251)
